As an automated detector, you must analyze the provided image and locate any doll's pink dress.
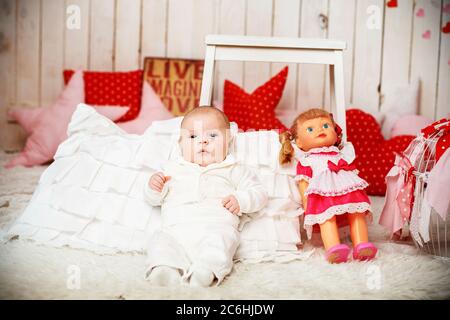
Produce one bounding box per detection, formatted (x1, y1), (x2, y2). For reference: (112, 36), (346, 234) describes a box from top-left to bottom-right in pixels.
(295, 143), (372, 238)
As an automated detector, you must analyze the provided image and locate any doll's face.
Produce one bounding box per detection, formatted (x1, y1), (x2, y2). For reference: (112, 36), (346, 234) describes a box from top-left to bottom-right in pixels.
(179, 113), (230, 167)
(295, 116), (337, 151)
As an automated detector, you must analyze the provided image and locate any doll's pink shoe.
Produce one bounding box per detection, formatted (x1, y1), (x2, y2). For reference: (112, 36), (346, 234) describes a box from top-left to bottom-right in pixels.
(325, 244), (350, 263)
(353, 242), (378, 261)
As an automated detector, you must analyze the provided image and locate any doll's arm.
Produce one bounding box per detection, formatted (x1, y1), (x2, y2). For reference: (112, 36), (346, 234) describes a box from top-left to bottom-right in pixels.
(297, 179), (309, 211)
(295, 161), (312, 211)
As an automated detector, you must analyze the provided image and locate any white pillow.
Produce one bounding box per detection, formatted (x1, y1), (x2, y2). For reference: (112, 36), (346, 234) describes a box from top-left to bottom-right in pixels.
(8, 104), (165, 253)
(380, 78), (420, 139)
(7, 104), (303, 261)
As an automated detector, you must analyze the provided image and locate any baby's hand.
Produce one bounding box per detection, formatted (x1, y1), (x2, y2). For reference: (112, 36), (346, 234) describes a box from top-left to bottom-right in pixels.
(149, 172), (171, 193)
(222, 195), (240, 215)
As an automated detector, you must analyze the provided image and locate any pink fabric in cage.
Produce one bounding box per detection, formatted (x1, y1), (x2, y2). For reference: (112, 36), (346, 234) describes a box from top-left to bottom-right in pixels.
(425, 149), (450, 220)
(379, 153), (413, 236)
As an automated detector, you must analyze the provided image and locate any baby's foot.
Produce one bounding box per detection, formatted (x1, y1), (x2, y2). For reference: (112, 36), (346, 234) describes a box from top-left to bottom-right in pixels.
(146, 266), (181, 286)
(189, 267), (215, 287)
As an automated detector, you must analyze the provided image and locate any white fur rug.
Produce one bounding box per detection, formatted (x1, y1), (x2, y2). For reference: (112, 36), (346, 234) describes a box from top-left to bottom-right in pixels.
(0, 151), (449, 299)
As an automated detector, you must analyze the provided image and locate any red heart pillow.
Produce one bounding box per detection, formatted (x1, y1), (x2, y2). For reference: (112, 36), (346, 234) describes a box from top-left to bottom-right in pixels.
(223, 67), (288, 132)
(64, 69), (143, 122)
(346, 109), (414, 195)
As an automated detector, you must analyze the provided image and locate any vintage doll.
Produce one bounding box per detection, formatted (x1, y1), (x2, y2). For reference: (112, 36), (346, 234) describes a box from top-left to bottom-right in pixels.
(279, 108), (377, 263)
(144, 106), (268, 287)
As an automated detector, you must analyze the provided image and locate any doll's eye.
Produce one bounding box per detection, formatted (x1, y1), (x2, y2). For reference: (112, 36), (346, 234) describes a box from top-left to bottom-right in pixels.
(323, 123), (330, 129)
(190, 134), (197, 139)
(306, 127), (314, 133)
(209, 133), (218, 138)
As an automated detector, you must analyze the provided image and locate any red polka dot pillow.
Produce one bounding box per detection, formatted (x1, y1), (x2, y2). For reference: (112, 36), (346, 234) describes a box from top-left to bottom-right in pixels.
(64, 69), (143, 122)
(223, 66), (288, 132)
(346, 108), (414, 195)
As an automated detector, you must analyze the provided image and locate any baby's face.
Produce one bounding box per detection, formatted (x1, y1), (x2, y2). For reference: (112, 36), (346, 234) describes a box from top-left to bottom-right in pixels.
(295, 116), (337, 151)
(179, 113), (230, 167)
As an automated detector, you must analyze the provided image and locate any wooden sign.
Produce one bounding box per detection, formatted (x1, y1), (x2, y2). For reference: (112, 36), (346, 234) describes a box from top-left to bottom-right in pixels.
(143, 57), (204, 116)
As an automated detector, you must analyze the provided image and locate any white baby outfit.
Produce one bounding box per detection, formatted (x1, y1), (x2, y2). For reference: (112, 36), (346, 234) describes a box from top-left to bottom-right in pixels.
(143, 153), (268, 284)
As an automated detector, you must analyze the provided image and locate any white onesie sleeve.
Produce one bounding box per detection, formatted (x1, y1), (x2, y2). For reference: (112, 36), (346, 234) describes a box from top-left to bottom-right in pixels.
(231, 165), (269, 214)
(143, 175), (169, 206)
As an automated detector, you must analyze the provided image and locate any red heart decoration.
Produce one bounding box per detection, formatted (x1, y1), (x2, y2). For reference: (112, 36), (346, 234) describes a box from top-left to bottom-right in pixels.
(416, 8), (425, 17)
(422, 30), (431, 39)
(346, 109), (414, 195)
(436, 132), (450, 161)
(387, 0), (398, 8)
(444, 3), (450, 14)
(443, 22), (450, 34)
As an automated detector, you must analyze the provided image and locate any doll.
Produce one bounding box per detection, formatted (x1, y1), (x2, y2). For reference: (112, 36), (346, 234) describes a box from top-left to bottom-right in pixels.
(279, 108), (377, 263)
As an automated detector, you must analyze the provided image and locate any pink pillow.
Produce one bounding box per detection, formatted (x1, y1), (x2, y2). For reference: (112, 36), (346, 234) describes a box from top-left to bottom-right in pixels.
(117, 82), (173, 134)
(380, 79), (420, 139)
(8, 108), (44, 135)
(5, 71), (129, 168)
(391, 114), (433, 137)
(212, 100), (223, 111)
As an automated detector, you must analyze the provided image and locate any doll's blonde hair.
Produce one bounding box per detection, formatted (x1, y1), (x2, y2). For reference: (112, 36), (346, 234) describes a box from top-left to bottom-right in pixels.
(279, 108), (336, 165)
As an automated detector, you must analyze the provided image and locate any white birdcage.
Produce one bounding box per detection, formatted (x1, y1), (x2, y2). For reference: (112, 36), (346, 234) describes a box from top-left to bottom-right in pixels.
(403, 121), (450, 258)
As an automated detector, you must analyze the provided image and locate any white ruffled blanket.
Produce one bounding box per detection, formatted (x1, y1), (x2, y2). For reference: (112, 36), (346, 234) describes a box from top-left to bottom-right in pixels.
(6, 104), (306, 262)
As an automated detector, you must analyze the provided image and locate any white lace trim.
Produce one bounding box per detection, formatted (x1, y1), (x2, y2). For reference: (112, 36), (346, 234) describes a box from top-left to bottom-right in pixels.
(303, 202), (371, 239)
(294, 175), (310, 182)
(297, 146), (340, 166)
(306, 146), (340, 154)
(305, 181), (369, 197)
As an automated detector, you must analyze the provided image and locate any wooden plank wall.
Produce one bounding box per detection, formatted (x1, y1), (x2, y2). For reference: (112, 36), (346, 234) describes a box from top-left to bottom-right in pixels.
(0, 0), (449, 151)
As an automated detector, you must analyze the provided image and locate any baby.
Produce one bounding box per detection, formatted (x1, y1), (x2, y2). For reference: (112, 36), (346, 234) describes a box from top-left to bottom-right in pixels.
(144, 106), (268, 287)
